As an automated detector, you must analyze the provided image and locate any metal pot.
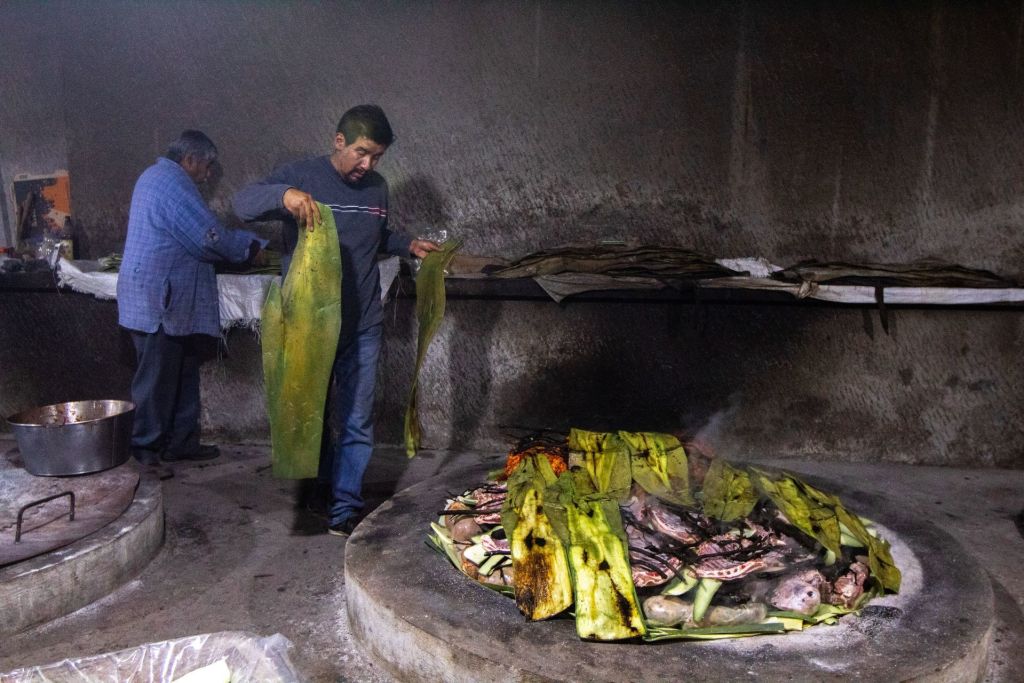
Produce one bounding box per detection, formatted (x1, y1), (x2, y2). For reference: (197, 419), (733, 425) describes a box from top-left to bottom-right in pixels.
(6, 400), (135, 476)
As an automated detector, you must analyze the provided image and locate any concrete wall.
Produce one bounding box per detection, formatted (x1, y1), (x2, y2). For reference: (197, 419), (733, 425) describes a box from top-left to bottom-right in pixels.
(380, 297), (1024, 467)
(3, 2), (1023, 273)
(1, 289), (1021, 467)
(0, 2), (67, 247)
(1, 2), (1022, 467)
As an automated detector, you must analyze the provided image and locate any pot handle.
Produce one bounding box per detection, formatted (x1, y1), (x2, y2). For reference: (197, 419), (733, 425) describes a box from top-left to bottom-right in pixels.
(15, 491), (75, 543)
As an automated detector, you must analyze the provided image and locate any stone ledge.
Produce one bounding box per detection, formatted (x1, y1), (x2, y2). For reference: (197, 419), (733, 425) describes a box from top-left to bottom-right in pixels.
(346, 462), (993, 682)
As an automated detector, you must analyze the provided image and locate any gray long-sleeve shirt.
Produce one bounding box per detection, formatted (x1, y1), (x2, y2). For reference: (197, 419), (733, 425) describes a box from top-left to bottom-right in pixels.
(232, 155), (412, 343)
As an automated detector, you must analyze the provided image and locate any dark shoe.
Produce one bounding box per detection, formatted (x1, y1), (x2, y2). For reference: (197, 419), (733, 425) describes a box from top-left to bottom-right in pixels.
(297, 479), (330, 519)
(304, 497), (329, 519)
(162, 444), (220, 462)
(327, 517), (360, 537)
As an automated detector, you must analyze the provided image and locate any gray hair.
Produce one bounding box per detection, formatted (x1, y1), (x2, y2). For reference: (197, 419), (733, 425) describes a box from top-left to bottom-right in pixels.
(166, 130), (218, 163)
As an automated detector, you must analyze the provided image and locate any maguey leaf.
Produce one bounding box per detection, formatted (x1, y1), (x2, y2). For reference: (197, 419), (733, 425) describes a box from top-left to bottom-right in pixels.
(701, 458), (757, 522)
(550, 473), (646, 641)
(492, 244), (741, 280)
(261, 204), (341, 478)
(567, 428), (632, 501)
(619, 431), (693, 506)
(773, 259), (1017, 288)
(404, 239), (462, 457)
(749, 469), (842, 557)
(501, 453), (573, 620)
(794, 478), (902, 592)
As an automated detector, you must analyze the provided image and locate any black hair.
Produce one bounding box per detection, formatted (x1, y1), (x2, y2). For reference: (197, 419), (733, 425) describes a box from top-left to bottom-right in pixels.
(336, 105), (395, 146)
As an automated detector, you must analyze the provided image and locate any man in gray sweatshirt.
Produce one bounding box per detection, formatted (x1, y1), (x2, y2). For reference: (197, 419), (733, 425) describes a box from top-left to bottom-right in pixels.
(233, 105), (437, 535)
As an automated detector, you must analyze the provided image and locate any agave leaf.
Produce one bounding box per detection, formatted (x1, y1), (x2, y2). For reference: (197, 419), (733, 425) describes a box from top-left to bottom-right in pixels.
(750, 469), (900, 593)
(643, 622), (785, 642)
(796, 479), (902, 593)
(619, 431), (693, 506)
(701, 459), (757, 522)
(661, 571), (699, 596)
(566, 428), (632, 500)
(501, 450), (561, 535)
(762, 616), (806, 631)
(261, 279), (285, 418)
(691, 577), (722, 624)
(501, 452), (573, 621)
(262, 203), (341, 478)
(750, 468), (843, 557)
(564, 494), (646, 640)
(404, 239), (462, 457)
(508, 486), (574, 620)
(543, 472), (644, 640)
(428, 521), (463, 569)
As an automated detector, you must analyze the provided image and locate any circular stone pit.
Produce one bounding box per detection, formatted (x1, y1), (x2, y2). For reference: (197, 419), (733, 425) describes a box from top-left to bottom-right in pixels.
(345, 462), (993, 682)
(0, 469), (163, 637)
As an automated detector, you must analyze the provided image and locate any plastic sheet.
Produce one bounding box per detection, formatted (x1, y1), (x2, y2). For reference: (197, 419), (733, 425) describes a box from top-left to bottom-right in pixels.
(0, 631), (303, 683)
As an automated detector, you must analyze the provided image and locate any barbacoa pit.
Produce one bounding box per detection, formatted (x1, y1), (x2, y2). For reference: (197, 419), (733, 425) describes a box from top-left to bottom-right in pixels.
(428, 428), (902, 642)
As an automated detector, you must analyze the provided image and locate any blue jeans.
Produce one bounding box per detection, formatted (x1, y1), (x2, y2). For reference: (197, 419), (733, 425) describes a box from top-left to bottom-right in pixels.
(319, 324), (382, 525)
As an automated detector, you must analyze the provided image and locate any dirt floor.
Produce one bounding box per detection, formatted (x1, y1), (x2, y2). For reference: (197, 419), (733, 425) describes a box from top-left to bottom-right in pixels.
(0, 443), (1022, 681)
(0, 443), (492, 682)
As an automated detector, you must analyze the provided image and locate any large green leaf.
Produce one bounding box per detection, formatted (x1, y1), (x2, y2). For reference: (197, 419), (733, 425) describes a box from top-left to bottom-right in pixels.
(563, 491), (646, 640)
(748, 469), (901, 592)
(701, 459), (757, 522)
(619, 431), (693, 506)
(508, 486), (573, 620)
(500, 452), (573, 620)
(262, 203), (341, 478)
(500, 449), (561, 535)
(404, 239), (462, 457)
(795, 478), (902, 592)
(567, 428), (632, 500)
(749, 469), (842, 557)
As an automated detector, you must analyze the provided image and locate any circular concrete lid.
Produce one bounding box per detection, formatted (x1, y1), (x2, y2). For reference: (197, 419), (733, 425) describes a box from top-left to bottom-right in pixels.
(345, 463), (993, 682)
(0, 469), (163, 637)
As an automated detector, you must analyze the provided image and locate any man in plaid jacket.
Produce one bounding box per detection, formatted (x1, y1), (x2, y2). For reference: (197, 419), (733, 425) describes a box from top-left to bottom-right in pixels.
(117, 130), (266, 464)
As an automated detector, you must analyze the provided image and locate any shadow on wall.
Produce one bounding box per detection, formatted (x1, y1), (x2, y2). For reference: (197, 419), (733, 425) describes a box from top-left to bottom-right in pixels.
(390, 175), (452, 233)
(448, 300), (504, 450)
(0, 294), (135, 424)
(471, 300), (818, 450)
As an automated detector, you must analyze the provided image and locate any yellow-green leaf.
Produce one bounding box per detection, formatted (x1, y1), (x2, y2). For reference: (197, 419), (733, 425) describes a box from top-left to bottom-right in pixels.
(798, 479), (902, 593)
(701, 459), (757, 522)
(750, 469), (842, 557)
(620, 431), (693, 506)
(565, 496), (646, 640)
(567, 428), (632, 499)
(508, 486), (573, 620)
(404, 239), (462, 457)
(262, 204), (341, 478)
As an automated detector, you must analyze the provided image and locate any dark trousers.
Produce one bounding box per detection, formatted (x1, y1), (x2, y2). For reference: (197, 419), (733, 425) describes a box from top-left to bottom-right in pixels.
(130, 327), (205, 458)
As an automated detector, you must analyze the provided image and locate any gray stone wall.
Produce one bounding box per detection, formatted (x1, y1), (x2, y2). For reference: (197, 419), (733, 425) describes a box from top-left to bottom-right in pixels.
(2, 2), (1022, 277)
(1, 2), (1022, 467)
(2, 288), (1020, 468)
(378, 296), (1024, 467)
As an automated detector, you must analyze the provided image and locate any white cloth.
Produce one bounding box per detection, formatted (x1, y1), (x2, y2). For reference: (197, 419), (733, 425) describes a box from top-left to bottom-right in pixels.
(699, 274), (1024, 305)
(56, 256), (402, 330)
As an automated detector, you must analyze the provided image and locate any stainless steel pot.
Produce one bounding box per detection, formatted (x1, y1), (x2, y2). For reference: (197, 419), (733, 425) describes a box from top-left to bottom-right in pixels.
(6, 400), (135, 476)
